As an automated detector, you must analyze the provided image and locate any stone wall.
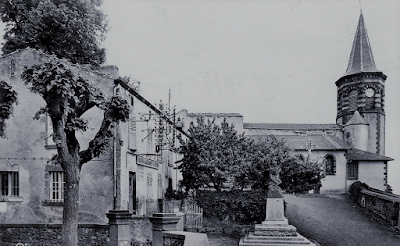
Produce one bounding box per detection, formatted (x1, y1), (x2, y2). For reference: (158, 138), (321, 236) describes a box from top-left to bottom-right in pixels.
(359, 189), (400, 226)
(0, 224), (109, 246)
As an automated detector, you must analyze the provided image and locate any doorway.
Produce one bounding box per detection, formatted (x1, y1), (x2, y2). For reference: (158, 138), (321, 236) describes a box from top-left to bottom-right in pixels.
(129, 172), (137, 213)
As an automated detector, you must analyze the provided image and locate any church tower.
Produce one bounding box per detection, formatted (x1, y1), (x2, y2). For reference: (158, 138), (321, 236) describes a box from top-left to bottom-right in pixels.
(336, 12), (387, 155)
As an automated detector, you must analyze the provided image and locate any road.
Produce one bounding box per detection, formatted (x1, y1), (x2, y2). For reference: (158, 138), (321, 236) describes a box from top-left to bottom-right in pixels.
(284, 194), (400, 246)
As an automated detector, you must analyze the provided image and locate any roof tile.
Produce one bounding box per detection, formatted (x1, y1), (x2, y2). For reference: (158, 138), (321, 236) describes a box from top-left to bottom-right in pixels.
(243, 123), (341, 131)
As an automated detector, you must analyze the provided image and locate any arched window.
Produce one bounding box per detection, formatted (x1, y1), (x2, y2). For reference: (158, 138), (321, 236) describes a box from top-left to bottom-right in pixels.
(348, 90), (358, 112)
(324, 155), (336, 175)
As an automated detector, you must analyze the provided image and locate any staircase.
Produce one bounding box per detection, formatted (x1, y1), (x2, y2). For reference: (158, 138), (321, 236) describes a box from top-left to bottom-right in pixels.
(239, 219), (316, 246)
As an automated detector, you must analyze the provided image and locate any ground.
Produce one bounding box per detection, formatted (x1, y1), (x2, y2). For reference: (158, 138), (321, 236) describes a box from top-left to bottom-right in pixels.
(207, 233), (239, 246)
(284, 194), (400, 246)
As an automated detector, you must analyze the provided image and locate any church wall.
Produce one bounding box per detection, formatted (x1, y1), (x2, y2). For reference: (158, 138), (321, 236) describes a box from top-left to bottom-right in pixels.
(294, 150), (348, 194)
(358, 161), (386, 191)
(363, 113), (379, 154)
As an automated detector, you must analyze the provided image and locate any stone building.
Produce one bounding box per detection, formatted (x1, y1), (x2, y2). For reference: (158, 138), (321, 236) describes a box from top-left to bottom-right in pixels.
(176, 12), (393, 194)
(0, 48), (183, 224)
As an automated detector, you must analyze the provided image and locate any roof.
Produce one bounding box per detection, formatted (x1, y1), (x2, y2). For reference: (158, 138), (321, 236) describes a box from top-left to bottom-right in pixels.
(345, 111), (368, 126)
(344, 12), (380, 77)
(187, 113), (242, 118)
(243, 123), (342, 131)
(247, 134), (350, 150)
(346, 148), (393, 161)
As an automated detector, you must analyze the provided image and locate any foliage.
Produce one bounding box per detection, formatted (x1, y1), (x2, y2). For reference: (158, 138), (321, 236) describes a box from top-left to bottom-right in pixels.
(0, 0), (107, 67)
(349, 181), (369, 202)
(131, 239), (152, 246)
(165, 187), (187, 201)
(233, 135), (324, 194)
(385, 184), (393, 194)
(21, 60), (129, 166)
(177, 117), (250, 192)
(195, 190), (268, 224)
(178, 118), (324, 194)
(234, 135), (288, 191)
(0, 81), (18, 137)
(280, 155), (325, 194)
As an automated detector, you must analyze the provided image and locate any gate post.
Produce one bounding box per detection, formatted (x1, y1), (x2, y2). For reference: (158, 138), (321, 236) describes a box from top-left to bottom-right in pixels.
(149, 213), (181, 246)
(106, 210), (133, 246)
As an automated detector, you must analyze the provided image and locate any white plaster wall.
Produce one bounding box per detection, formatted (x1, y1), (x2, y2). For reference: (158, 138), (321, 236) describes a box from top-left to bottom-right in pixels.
(343, 124), (369, 151)
(358, 161), (386, 190)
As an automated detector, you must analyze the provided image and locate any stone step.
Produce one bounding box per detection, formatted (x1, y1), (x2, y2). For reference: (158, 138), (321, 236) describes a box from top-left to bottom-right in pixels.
(239, 236), (316, 246)
(247, 232), (306, 241)
(244, 236), (311, 244)
(255, 224), (297, 233)
(261, 218), (289, 226)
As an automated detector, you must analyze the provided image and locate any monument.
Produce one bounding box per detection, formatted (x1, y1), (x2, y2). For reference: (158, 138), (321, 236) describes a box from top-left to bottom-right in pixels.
(239, 180), (316, 245)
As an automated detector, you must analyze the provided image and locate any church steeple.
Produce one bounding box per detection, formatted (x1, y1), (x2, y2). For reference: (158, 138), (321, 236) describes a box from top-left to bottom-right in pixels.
(336, 11), (387, 155)
(344, 12), (380, 76)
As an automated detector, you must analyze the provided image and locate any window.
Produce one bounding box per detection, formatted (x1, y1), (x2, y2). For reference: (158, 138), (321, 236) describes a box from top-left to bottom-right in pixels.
(366, 96), (374, 109)
(129, 115), (137, 150)
(50, 171), (64, 201)
(348, 90), (358, 112)
(0, 171), (19, 196)
(147, 172), (153, 198)
(324, 155), (336, 175)
(347, 162), (358, 180)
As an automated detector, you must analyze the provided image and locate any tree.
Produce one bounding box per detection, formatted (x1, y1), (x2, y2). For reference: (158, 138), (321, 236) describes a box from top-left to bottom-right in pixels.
(239, 135), (288, 191)
(177, 117), (250, 192)
(280, 155), (324, 194)
(0, 0), (107, 67)
(21, 60), (129, 246)
(234, 135), (324, 194)
(0, 81), (18, 137)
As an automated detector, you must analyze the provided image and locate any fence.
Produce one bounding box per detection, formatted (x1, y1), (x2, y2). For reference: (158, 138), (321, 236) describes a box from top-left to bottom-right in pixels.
(183, 203), (203, 230)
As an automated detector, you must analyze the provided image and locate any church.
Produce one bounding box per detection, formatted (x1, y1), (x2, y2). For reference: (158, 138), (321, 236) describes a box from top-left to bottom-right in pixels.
(176, 12), (394, 194)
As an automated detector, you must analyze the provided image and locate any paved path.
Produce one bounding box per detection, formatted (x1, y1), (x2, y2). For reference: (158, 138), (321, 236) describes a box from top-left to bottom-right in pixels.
(284, 194), (400, 246)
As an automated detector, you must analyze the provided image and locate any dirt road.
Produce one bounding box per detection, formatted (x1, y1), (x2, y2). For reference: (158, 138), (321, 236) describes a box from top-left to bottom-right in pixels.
(284, 194), (400, 246)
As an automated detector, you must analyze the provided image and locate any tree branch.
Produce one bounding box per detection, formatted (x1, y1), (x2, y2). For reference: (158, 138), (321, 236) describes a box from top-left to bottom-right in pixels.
(78, 111), (113, 167)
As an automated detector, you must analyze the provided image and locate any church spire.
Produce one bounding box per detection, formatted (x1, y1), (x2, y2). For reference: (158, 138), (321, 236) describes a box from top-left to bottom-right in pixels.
(344, 12), (380, 76)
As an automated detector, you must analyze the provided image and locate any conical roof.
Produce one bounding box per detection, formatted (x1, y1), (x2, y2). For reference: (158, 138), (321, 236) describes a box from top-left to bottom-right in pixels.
(345, 111), (368, 126)
(344, 12), (380, 76)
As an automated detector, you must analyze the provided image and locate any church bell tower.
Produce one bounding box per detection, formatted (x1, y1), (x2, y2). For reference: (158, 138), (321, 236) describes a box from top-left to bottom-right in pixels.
(336, 12), (387, 155)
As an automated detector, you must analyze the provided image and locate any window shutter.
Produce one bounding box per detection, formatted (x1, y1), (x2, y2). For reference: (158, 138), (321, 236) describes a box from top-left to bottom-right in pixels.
(47, 115), (55, 146)
(129, 114), (137, 150)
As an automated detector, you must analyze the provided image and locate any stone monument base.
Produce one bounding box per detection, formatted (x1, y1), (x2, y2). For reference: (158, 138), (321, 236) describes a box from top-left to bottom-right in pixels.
(239, 197), (316, 246)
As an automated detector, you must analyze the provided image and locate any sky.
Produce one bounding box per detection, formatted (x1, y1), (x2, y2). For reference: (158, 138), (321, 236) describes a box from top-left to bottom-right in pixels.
(100, 0), (400, 193)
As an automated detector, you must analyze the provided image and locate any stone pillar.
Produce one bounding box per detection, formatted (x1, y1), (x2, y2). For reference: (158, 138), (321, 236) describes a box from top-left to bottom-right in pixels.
(149, 213), (181, 246)
(263, 187), (287, 224)
(106, 210), (133, 246)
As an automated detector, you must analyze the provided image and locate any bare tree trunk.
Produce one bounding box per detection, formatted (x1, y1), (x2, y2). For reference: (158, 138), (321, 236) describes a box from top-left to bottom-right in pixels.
(62, 161), (81, 246)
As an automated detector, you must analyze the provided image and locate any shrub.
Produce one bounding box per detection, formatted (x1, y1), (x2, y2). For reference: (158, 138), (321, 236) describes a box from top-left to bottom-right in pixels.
(349, 181), (369, 202)
(194, 190), (268, 224)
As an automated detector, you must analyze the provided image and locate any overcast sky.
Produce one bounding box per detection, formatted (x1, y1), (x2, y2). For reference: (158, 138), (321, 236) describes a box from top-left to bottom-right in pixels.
(100, 0), (400, 192)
